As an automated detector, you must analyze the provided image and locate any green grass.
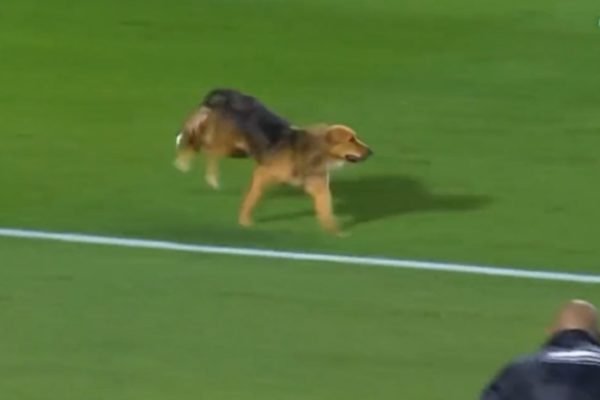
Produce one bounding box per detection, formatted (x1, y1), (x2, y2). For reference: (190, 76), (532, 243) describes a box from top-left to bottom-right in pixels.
(1, 0), (599, 270)
(2, 238), (600, 400)
(0, 0), (600, 270)
(1, 0), (599, 398)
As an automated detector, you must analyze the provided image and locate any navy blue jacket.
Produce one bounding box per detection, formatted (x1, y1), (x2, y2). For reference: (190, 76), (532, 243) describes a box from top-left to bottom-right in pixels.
(481, 330), (600, 400)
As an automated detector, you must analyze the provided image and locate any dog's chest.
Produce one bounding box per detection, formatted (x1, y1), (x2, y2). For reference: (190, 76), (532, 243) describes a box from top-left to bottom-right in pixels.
(288, 178), (304, 187)
(285, 156), (343, 187)
(327, 160), (346, 171)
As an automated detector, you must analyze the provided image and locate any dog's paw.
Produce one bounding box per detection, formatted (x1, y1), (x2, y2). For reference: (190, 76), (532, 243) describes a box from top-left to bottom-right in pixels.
(205, 174), (220, 190)
(173, 159), (191, 173)
(321, 220), (345, 237)
(238, 216), (254, 228)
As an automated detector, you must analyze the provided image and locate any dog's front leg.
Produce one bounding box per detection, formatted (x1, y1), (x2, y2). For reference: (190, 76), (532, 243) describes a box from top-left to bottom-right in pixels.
(304, 176), (341, 235)
(239, 167), (271, 227)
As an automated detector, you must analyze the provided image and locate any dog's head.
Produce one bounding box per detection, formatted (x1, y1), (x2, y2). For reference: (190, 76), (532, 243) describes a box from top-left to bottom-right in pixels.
(325, 125), (372, 163)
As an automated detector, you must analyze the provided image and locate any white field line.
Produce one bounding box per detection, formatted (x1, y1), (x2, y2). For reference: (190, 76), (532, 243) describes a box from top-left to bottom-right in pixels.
(0, 227), (599, 284)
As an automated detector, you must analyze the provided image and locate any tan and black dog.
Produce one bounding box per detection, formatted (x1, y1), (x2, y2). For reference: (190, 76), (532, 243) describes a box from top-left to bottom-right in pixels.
(174, 89), (372, 235)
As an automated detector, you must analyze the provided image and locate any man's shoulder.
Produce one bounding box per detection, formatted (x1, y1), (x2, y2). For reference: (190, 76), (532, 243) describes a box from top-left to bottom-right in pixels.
(502, 343), (600, 372)
(538, 344), (600, 366)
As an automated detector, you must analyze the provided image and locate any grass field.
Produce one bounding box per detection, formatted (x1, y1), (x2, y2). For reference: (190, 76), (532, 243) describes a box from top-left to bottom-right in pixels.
(1, 0), (600, 399)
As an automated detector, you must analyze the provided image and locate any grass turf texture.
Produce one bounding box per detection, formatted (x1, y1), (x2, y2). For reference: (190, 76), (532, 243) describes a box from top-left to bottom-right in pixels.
(2, 239), (600, 400)
(1, 0), (600, 271)
(1, 0), (600, 398)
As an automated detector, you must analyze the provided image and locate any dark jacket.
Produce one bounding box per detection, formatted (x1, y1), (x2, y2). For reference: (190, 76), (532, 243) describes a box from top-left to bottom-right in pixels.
(481, 329), (600, 400)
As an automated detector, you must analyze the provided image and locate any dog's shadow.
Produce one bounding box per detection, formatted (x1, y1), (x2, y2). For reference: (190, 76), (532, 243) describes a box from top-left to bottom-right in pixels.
(261, 174), (492, 228)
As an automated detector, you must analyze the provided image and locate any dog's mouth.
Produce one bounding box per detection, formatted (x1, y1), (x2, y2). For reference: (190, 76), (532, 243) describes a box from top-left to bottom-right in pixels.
(344, 154), (362, 163)
(344, 148), (373, 163)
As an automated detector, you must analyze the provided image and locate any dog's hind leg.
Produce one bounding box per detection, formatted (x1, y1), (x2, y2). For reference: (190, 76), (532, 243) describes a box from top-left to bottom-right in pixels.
(204, 153), (221, 190)
(174, 146), (195, 173)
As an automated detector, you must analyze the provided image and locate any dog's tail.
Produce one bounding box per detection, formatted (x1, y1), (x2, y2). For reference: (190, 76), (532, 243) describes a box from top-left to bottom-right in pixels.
(173, 106), (212, 172)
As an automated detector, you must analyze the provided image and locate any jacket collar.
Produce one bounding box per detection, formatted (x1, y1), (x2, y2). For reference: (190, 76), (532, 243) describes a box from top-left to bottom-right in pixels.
(545, 329), (600, 348)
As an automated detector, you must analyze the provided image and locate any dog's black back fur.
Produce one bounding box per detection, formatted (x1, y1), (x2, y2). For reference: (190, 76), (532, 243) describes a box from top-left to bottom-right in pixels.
(201, 89), (295, 157)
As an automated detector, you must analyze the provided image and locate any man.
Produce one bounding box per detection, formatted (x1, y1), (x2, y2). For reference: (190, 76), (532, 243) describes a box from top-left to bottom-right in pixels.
(481, 299), (600, 400)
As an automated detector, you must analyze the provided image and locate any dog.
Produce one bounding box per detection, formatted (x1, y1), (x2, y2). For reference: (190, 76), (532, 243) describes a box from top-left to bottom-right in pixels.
(174, 89), (373, 235)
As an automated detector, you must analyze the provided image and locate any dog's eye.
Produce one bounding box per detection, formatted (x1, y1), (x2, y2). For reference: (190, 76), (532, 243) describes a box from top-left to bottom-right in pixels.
(349, 136), (357, 143)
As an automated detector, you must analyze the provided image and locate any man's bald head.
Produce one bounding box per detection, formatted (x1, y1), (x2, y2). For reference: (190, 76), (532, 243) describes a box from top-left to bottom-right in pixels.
(549, 299), (599, 337)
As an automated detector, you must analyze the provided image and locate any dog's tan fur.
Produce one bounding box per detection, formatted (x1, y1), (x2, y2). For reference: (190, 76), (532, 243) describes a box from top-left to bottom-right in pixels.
(174, 109), (372, 235)
(174, 106), (250, 188)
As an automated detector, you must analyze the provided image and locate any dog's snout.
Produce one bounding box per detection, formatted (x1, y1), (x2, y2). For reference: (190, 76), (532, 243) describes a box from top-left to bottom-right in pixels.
(365, 148), (373, 158)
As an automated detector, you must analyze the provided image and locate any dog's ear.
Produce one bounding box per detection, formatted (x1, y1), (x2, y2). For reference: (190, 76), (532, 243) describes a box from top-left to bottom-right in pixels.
(325, 125), (355, 143)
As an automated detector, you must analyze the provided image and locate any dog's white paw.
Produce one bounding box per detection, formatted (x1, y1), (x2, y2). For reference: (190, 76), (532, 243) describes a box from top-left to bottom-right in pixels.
(205, 174), (220, 190)
(174, 158), (191, 173)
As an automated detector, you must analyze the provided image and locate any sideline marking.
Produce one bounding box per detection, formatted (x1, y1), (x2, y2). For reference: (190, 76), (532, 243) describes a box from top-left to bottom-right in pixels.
(0, 228), (599, 284)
